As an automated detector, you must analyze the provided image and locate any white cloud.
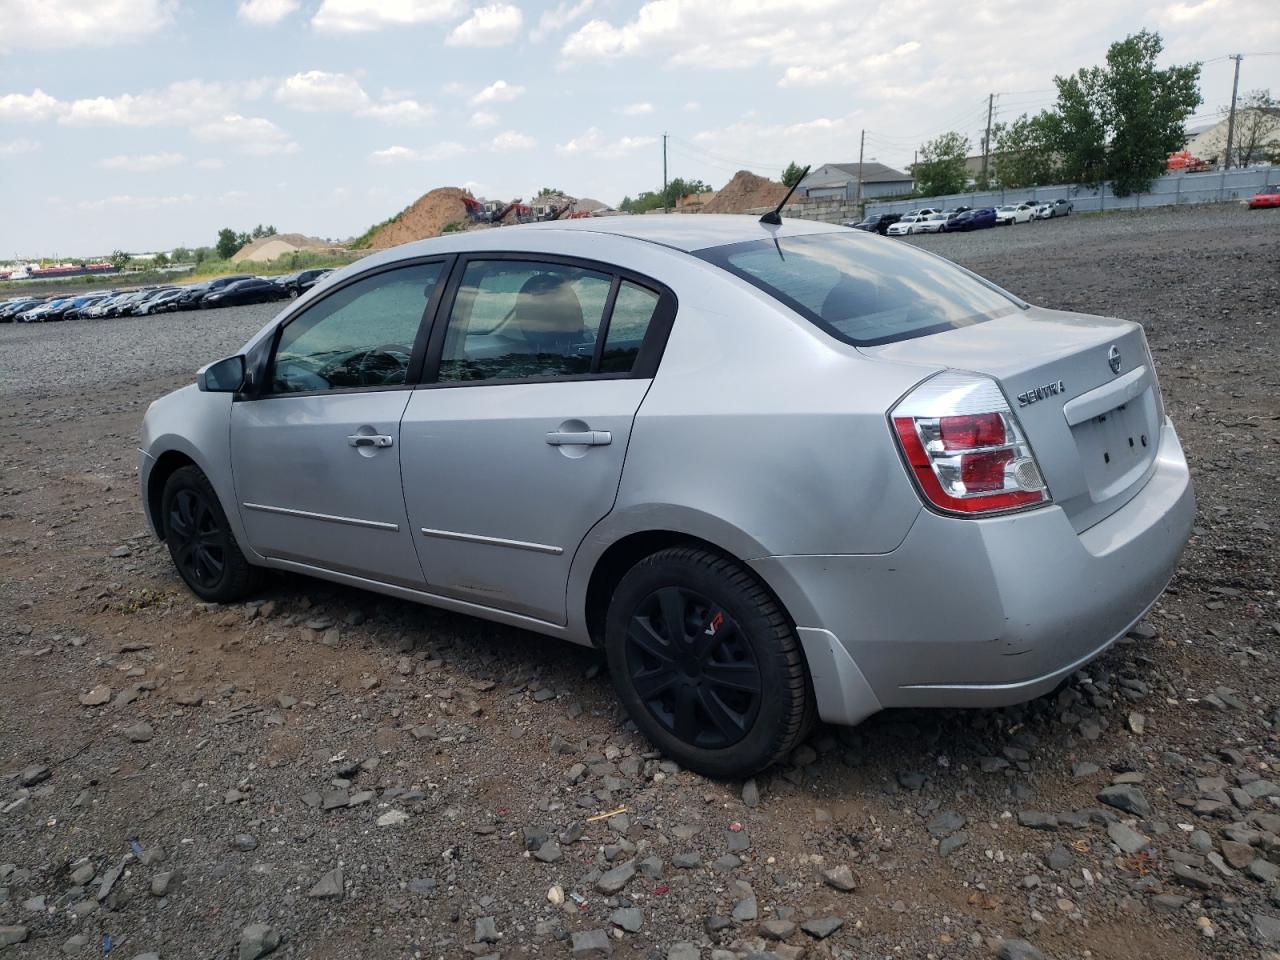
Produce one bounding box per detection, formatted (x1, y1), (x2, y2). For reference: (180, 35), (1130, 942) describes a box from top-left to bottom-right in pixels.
(684, 100), (700, 111)
(529, 0), (592, 42)
(469, 110), (499, 128)
(555, 126), (656, 158)
(0, 0), (173, 51)
(237, 0), (300, 25)
(370, 145), (419, 163)
(77, 193), (195, 213)
(195, 158), (225, 170)
(0, 89), (64, 122)
(369, 141), (467, 162)
(446, 3), (522, 47)
(470, 80), (525, 106)
(312, 0), (467, 32)
(275, 70), (371, 112)
(273, 72), (434, 123)
(0, 138), (39, 156)
(60, 80), (242, 127)
(364, 99), (435, 124)
(190, 115), (299, 155)
(97, 151), (185, 172)
(619, 101), (653, 115)
(490, 130), (536, 151)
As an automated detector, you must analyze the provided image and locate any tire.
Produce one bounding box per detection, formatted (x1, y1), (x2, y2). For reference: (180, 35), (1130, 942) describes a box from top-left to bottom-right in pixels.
(161, 465), (260, 603)
(604, 546), (814, 778)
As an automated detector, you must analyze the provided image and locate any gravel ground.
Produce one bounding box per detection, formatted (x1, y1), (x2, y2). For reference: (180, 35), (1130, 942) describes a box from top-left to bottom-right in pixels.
(0, 303), (281, 398)
(1, 203), (1278, 960)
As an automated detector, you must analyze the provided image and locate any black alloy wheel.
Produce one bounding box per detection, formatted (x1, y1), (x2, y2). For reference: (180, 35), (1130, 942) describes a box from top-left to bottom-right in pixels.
(605, 546), (813, 777)
(167, 487), (226, 591)
(625, 586), (762, 750)
(161, 465), (260, 602)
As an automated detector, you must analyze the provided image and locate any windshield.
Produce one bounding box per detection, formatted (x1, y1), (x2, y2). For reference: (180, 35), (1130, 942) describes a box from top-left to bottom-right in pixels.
(697, 232), (1024, 346)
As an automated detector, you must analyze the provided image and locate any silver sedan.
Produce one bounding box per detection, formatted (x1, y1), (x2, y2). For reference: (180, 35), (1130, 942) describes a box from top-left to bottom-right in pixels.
(139, 215), (1194, 777)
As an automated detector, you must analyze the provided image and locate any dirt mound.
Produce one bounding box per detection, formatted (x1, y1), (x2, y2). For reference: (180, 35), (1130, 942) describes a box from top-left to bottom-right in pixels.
(231, 233), (335, 263)
(368, 187), (473, 248)
(700, 170), (792, 214)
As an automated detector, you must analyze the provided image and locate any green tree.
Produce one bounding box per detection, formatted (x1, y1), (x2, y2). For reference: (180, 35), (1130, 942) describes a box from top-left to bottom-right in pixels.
(781, 162), (806, 188)
(914, 132), (970, 197)
(536, 186), (564, 197)
(170, 246), (192, 262)
(152, 252), (170, 268)
(1226, 89), (1280, 167)
(193, 246), (211, 265)
(991, 113), (1061, 188)
(215, 228), (240, 260)
(109, 249), (130, 269)
(1048, 69), (1109, 187)
(1045, 30), (1200, 194)
(1100, 30), (1201, 194)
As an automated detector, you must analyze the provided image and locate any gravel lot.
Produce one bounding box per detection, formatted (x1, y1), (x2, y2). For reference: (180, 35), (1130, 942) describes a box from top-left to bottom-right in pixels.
(0, 302), (281, 399)
(1, 203), (1278, 960)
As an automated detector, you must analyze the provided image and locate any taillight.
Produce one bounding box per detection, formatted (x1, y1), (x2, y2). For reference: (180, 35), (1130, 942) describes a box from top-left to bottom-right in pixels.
(891, 372), (1050, 516)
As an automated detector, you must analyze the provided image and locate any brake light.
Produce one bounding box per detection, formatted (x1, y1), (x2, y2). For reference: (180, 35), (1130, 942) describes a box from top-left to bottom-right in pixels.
(891, 372), (1050, 516)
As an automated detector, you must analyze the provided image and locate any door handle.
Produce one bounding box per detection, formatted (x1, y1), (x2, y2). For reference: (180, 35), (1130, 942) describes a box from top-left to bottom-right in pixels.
(545, 430), (611, 446)
(348, 434), (394, 449)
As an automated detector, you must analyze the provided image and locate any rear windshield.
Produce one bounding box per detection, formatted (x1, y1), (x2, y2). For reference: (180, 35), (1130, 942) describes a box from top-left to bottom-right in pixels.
(697, 232), (1023, 346)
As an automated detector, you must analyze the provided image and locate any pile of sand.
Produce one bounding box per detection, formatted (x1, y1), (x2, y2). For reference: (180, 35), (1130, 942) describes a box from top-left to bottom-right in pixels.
(231, 233), (335, 263)
(368, 187), (473, 249)
(700, 170), (793, 214)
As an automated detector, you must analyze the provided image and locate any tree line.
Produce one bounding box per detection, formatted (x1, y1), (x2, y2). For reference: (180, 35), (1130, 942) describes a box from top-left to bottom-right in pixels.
(911, 30), (1246, 198)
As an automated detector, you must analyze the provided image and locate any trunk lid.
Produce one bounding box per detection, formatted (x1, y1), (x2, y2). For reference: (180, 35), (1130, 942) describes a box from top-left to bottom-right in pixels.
(863, 306), (1163, 531)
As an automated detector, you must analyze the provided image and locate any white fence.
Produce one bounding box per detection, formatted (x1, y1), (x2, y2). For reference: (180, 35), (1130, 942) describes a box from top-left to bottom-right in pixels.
(864, 165), (1278, 218)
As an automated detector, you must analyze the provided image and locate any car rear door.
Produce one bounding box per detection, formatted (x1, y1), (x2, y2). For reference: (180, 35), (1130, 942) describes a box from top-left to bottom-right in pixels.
(399, 254), (676, 624)
(229, 259), (450, 587)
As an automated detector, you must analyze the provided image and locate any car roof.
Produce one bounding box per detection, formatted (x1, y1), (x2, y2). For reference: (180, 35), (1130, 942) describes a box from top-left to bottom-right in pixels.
(449, 214), (847, 254)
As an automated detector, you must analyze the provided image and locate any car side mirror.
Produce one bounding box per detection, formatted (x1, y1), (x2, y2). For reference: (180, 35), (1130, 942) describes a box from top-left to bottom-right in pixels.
(197, 355), (246, 393)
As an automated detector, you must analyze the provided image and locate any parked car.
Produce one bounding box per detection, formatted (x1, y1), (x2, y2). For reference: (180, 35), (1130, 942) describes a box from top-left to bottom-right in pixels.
(995, 203), (1035, 225)
(1247, 185), (1280, 209)
(904, 207), (942, 218)
(293, 268), (335, 296)
(139, 215), (1194, 777)
(847, 213), (902, 235)
(944, 207), (998, 232)
(176, 275), (253, 310)
(886, 215), (925, 236)
(22, 297), (82, 322)
(1034, 199), (1073, 219)
(200, 277), (290, 308)
(886, 214), (945, 236)
(62, 295), (110, 321)
(130, 287), (178, 316)
(0, 298), (46, 322)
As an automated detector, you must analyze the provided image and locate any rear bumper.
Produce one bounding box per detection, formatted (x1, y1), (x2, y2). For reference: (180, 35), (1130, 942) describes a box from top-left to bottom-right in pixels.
(753, 417), (1194, 724)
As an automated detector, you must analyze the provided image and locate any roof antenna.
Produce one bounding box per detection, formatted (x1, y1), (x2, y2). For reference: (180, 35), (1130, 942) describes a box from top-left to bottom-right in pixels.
(759, 165), (808, 226)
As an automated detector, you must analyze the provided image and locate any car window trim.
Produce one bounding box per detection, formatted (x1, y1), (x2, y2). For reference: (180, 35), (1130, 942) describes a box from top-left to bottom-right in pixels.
(242, 254), (455, 402)
(418, 250), (677, 389)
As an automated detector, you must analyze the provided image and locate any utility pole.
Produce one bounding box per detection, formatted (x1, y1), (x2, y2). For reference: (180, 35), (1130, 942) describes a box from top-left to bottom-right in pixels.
(981, 92), (994, 185)
(1224, 54), (1243, 170)
(662, 133), (669, 212)
(855, 129), (865, 207)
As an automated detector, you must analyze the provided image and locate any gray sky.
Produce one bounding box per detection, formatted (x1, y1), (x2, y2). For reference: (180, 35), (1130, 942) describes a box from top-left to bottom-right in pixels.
(1, 0), (1275, 257)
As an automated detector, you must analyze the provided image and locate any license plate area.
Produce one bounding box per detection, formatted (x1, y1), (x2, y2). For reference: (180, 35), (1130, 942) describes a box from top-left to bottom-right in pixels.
(1070, 389), (1158, 503)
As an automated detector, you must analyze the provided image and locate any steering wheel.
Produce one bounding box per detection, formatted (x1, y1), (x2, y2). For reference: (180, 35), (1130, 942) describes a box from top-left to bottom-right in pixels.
(355, 342), (413, 385)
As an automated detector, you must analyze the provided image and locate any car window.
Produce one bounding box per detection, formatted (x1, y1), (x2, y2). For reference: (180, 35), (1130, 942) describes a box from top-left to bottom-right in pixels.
(437, 260), (612, 382)
(600, 281), (660, 373)
(699, 232), (1022, 346)
(270, 262), (444, 394)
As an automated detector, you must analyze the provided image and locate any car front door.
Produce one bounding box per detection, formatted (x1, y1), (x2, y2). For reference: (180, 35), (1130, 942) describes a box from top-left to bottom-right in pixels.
(230, 259), (449, 587)
(399, 256), (674, 624)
